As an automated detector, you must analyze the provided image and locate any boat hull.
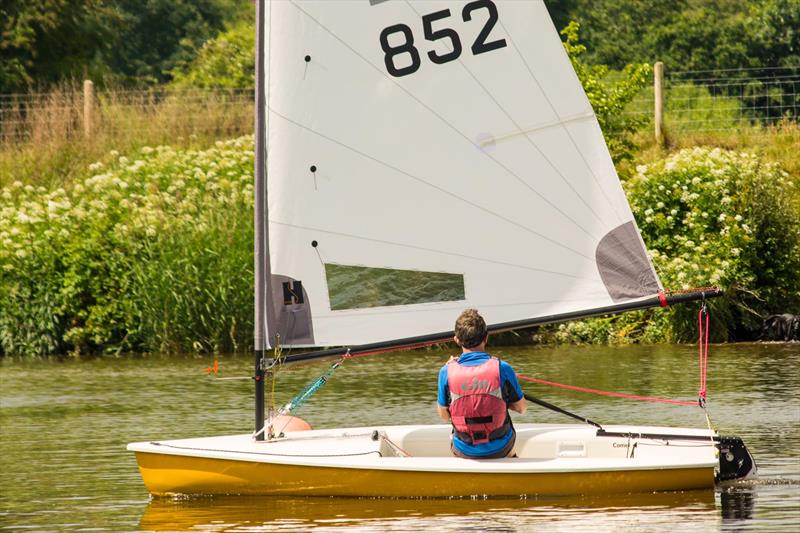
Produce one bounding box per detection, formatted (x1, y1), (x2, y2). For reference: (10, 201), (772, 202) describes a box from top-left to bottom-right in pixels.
(129, 423), (718, 497)
(133, 450), (713, 497)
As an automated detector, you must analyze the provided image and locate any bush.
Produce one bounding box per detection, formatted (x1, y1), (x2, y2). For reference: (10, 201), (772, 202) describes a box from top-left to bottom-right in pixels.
(625, 147), (800, 341)
(0, 137), (254, 356)
(561, 22), (652, 163)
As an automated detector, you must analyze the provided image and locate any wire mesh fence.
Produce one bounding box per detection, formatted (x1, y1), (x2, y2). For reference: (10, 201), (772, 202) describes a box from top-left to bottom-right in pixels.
(624, 65), (799, 135)
(0, 85), (254, 145)
(1, 66), (798, 146)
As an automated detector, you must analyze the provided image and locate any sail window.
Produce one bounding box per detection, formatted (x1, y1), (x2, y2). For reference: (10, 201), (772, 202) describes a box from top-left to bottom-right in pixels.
(325, 264), (465, 310)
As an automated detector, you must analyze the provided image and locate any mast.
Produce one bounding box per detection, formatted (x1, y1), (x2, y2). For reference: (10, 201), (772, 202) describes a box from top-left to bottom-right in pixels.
(253, 0), (274, 441)
(281, 288), (722, 365)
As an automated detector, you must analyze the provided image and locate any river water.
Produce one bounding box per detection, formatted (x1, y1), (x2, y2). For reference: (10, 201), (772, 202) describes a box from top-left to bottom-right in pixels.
(1, 343), (798, 531)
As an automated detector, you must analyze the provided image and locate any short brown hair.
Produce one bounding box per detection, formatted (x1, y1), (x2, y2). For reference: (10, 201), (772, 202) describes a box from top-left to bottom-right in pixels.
(454, 308), (488, 348)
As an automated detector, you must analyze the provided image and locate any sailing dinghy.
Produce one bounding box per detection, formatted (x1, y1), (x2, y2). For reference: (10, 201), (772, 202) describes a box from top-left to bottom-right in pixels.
(128, 0), (756, 497)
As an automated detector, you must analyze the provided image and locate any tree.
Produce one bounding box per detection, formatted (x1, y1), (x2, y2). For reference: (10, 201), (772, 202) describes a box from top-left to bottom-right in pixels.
(0, 1), (120, 92)
(103, 0), (230, 84)
(0, 0), (250, 92)
(170, 22), (255, 88)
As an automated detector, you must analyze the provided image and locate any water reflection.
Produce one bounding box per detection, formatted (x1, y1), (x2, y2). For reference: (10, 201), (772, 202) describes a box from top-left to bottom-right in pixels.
(139, 491), (717, 532)
(719, 488), (756, 521)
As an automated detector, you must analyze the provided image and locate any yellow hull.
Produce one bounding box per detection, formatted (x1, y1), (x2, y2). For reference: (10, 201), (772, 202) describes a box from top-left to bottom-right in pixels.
(134, 451), (715, 497)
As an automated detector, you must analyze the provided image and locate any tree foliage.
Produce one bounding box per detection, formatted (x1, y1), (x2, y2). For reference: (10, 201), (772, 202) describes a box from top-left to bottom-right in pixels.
(0, 0), (250, 92)
(0, 1), (120, 92)
(547, 0), (799, 73)
(561, 22), (651, 163)
(170, 23), (255, 89)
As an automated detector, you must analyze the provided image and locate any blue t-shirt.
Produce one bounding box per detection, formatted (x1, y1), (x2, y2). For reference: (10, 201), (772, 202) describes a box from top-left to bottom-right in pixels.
(437, 351), (524, 457)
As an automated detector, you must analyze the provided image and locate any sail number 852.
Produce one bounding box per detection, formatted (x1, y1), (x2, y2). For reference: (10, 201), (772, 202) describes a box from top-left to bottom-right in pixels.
(379, 0), (507, 78)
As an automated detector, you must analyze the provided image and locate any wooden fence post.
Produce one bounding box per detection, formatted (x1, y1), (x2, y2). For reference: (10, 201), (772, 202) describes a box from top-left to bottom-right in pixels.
(83, 79), (94, 139)
(654, 62), (665, 146)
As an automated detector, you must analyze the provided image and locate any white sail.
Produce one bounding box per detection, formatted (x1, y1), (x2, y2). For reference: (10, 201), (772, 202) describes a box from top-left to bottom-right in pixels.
(263, 0), (661, 347)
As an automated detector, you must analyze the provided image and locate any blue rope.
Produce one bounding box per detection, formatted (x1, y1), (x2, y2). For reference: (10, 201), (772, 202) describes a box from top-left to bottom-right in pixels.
(278, 359), (343, 416)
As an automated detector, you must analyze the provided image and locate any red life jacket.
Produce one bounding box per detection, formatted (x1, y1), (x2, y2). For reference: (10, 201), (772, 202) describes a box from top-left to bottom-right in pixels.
(446, 357), (511, 445)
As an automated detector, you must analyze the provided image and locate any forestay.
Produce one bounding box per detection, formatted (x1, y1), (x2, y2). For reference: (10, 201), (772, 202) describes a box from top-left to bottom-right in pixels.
(262, 0), (661, 348)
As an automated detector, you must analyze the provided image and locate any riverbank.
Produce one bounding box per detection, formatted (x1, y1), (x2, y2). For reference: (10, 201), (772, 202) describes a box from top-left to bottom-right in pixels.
(1, 123), (798, 355)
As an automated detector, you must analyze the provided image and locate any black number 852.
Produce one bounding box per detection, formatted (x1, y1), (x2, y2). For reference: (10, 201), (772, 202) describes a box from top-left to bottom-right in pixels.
(379, 0), (507, 78)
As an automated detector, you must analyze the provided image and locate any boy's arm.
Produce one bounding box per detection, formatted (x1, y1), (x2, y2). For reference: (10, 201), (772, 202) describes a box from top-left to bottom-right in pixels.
(437, 365), (451, 421)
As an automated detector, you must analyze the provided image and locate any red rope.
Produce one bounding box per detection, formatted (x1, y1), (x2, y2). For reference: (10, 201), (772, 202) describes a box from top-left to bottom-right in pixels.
(698, 305), (710, 405)
(517, 374), (697, 406)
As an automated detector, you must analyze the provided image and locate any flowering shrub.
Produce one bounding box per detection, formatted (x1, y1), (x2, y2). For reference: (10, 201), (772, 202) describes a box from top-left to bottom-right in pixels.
(537, 147), (799, 344)
(0, 137), (254, 355)
(626, 147), (800, 341)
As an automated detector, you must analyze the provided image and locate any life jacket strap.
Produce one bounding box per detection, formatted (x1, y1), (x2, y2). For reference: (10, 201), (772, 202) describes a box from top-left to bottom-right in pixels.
(453, 415), (511, 445)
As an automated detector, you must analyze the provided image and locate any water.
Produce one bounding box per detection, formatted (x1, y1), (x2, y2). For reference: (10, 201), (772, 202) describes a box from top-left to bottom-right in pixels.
(1, 343), (798, 531)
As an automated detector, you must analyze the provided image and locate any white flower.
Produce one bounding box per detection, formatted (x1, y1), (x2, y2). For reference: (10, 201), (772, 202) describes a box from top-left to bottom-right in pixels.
(734, 214), (743, 222)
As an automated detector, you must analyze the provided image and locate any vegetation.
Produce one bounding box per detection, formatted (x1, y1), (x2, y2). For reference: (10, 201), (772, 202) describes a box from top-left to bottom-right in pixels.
(0, 2), (798, 355)
(0, 83), (252, 189)
(170, 23), (255, 89)
(0, 0), (250, 92)
(561, 22), (651, 163)
(0, 138), (254, 356)
(545, 0), (799, 123)
(630, 147), (799, 341)
(545, 0), (799, 72)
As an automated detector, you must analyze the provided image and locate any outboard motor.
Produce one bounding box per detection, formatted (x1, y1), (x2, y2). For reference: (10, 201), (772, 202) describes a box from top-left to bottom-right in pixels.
(716, 436), (757, 482)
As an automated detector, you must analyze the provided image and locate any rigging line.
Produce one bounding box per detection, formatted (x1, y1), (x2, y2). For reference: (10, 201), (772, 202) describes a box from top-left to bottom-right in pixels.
(401, 0), (605, 240)
(270, 218), (600, 279)
(285, 0), (603, 244)
(518, 375), (697, 406)
(496, 17), (625, 224)
(269, 110), (596, 264)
